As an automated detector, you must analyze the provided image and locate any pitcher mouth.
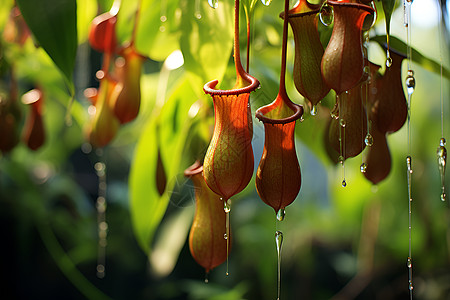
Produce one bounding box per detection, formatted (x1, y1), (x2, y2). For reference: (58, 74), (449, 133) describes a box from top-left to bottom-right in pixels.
(203, 73), (260, 96)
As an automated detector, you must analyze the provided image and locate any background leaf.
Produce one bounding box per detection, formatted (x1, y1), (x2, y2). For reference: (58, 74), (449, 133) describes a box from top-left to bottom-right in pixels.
(179, 0), (233, 91)
(129, 75), (198, 253)
(16, 0), (77, 90)
(372, 35), (450, 79)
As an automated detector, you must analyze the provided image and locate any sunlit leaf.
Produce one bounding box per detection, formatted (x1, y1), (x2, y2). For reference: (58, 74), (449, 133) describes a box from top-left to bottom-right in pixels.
(76, 0), (97, 43)
(135, 0), (180, 61)
(129, 76), (198, 253)
(179, 0), (233, 92)
(16, 0), (77, 90)
(372, 35), (450, 80)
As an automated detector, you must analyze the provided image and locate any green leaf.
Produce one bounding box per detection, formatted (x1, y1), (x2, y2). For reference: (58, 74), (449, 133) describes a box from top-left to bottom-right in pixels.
(179, 0), (233, 92)
(129, 75), (198, 253)
(76, 0), (97, 44)
(372, 35), (450, 80)
(135, 0), (180, 61)
(16, 0), (77, 90)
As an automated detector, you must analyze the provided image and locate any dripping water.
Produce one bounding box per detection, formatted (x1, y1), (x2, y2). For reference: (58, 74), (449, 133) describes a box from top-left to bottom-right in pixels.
(437, 2), (447, 202)
(404, 0), (414, 296)
(95, 160), (108, 279)
(223, 198), (231, 276)
(275, 230), (283, 300)
(277, 208), (285, 222)
(339, 93), (347, 187)
(437, 138), (447, 201)
(261, 0), (272, 6)
(386, 50), (393, 68)
(406, 155), (413, 299)
(311, 105), (317, 116)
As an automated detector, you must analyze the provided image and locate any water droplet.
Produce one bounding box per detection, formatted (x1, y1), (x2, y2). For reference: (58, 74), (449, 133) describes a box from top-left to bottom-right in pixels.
(160, 15), (167, 22)
(441, 193), (446, 201)
(224, 200), (231, 213)
(159, 25), (166, 32)
(386, 51), (393, 68)
(440, 137), (446, 147)
(406, 155), (413, 174)
(223, 233), (228, 240)
(208, 0), (218, 8)
(330, 102), (339, 119)
(405, 70), (415, 95)
(319, 2), (334, 27)
(407, 257), (412, 268)
(360, 163), (367, 173)
(365, 133), (373, 146)
(195, 12), (202, 19)
(338, 155), (344, 164)
(261, 0), (272, 6)
(339, 118), (346, 128)
(276, 208), (285, 221)
(341, 179), (347, 187)
(311, 105), (317, 116)
(363, 66), (370, 75)
(406, 0), (414, 3)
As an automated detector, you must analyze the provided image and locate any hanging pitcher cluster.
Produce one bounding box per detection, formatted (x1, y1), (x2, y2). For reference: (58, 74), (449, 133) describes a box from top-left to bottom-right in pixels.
(283, 0), (409, 184)
(0, 6), (45, 153)
(85, 5), (146, 148)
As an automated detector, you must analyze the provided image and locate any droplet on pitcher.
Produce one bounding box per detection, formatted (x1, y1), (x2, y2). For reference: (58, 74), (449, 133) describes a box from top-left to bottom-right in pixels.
(440, 137), (446, 147)
(386, 51), (393, 68)
(339, 118), (346, 128)
(360, 163), (367, 173)
(319, 2), (334, 26)
(330, 102), (339, 119)
(405, 70), (416, 95)
(338, 155), (344, 164)
(311, 105), (317, 116)
(195, 12), (202, 19)
(223, 233), (228, 240)
(441, 193), (446, 202)
(261, 0), (272, 5)
(406, 0), (414, 3)
(208, 0), (218, 9)
(276, 208), (285, 221)
(365, 133), (373, 146)
(341, 179), (347, 187)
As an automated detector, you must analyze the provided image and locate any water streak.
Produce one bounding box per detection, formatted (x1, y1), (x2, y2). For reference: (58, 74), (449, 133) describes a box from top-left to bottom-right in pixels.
(437, 138), (447, 201)
(275, 230), (283, 300)
(224, 199), (231, 276)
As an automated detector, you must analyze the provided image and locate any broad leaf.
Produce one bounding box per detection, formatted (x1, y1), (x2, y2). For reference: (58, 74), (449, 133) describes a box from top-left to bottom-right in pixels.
(17, 0), (77, 90)
(180, 0), (233, 92)
(135, 0), (180, 61)
(372, 35), (450, 80)
(129, 76), (198, 253)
